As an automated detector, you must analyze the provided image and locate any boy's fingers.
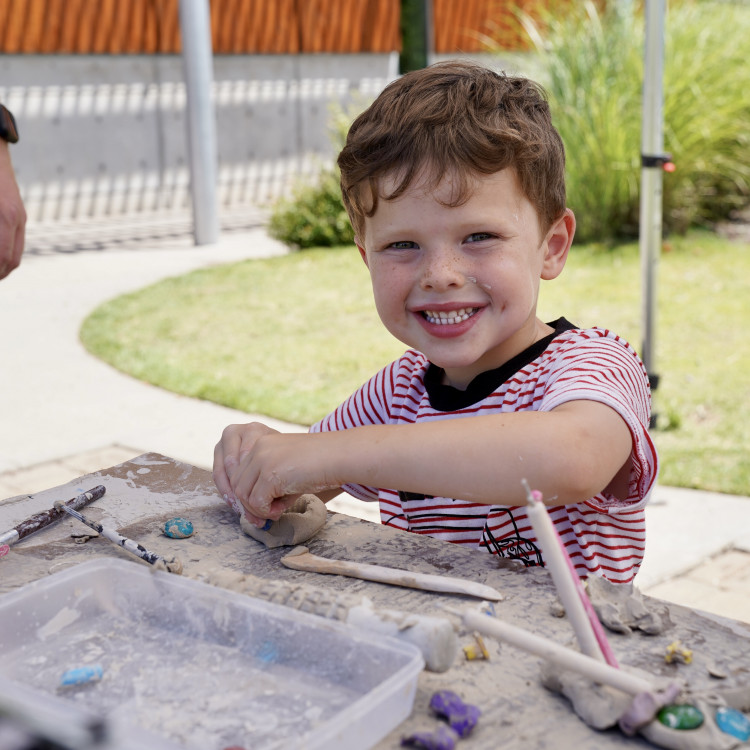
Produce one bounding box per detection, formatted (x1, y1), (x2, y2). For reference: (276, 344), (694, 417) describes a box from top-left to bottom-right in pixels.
(212, 442), (233, 498)
(223, 453), (238, 479)
(243, 510), (271, 528)
(218, 424), (244, 464)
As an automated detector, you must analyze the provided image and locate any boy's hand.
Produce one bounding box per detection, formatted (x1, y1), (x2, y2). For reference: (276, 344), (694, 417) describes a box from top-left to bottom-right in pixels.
(213, 424), (333, 527)
(213, 422), (279, 524)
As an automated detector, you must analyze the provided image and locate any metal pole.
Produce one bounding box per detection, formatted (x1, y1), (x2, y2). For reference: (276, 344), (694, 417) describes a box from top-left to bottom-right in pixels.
(400, 0), (433, 72)
(639, 0), (666, 421)
(178, 0), (219, 245)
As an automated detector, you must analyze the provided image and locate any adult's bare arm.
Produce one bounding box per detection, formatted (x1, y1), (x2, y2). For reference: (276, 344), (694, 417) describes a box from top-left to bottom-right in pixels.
(0, 141), (26, 280)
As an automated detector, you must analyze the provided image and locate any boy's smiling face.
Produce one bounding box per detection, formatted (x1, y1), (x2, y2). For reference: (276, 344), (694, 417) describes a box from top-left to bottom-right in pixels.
(357, 168), (575, 389)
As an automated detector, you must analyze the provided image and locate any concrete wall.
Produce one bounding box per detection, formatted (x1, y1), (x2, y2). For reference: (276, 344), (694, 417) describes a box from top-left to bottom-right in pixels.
(1, 53), (399, 223)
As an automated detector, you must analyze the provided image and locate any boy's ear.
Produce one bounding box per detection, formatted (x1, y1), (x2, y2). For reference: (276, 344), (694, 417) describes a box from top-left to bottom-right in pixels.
(355, 237), (369, 267)
(541, 209), (576, 280)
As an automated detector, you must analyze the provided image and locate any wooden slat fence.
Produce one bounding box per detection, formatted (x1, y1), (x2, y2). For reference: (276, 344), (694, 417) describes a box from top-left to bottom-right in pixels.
(434, 0), (531, 52)
(0, 0), (545, 55)
(0, 0), (402, 54)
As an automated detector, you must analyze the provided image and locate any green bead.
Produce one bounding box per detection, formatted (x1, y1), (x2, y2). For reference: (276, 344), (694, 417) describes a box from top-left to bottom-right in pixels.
(657, 704), (704, 730)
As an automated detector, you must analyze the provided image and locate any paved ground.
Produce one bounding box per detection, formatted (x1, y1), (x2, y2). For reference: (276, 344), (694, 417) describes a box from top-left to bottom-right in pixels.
(2, 215), (749, 625)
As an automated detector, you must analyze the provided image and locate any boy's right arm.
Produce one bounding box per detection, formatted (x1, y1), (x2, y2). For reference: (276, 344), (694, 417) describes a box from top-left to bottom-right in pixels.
(214, 398), (636, 526)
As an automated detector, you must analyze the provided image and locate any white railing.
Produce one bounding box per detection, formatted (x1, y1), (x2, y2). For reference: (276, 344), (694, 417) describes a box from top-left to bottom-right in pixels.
(2, 53), (397, 229)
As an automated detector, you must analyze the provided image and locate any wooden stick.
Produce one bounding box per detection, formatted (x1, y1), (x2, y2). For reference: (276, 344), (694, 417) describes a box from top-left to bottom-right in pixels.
(460, 609), (653, 696)
(280, 546), (503, 601)
(0, 485), (106, 546)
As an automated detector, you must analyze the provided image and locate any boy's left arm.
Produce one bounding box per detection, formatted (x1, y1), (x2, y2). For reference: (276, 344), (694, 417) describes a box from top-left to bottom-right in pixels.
(224, 399), (633, 521)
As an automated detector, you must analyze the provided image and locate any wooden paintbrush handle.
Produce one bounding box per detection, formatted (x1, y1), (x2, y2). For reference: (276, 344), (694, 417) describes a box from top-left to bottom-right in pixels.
(2, 485), (106, 545)
(281, 546), (503, 601)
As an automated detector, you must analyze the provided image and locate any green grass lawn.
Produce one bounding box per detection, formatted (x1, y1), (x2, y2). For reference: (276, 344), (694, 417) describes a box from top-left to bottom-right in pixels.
(80, 230), (750, 496)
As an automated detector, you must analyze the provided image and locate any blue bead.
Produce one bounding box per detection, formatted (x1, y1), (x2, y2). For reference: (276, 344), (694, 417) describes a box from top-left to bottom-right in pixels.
(163, 517), (194, 538)
(715, 706), (750, 741)
(60, 665), (103, 686)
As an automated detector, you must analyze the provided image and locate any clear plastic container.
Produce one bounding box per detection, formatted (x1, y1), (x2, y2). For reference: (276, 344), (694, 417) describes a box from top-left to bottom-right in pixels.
(0, 558), (423, 749)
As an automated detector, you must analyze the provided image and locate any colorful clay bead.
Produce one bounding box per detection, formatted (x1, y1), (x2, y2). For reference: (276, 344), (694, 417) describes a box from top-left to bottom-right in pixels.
(715, 706), (750, 741)
(60, 664), (103, 687)
(657, 704), (704, 730)
(401, 725), (457, 750)
(429, 690), (481, 738)
(163, 517), (194, 538)
(257, 641), (279, 664)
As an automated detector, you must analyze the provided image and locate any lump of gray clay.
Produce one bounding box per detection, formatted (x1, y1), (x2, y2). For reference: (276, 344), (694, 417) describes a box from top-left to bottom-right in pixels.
(586, 575), (671, 635)
(240, 494), (327, 548)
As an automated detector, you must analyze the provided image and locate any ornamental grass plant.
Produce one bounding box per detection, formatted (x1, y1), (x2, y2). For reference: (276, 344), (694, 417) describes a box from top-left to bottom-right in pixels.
(520, 0), (750, 242)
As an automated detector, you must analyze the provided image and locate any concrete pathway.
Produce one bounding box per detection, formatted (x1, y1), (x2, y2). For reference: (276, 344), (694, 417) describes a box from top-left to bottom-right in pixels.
(2, 217), (749, 625)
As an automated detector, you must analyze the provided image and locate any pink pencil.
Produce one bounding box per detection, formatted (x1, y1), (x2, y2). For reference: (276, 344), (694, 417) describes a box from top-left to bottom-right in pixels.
(523, 481), (619, 668)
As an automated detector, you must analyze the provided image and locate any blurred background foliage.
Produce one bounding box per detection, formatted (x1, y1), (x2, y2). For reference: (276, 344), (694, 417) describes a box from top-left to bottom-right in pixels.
(269, 0), (750, 248)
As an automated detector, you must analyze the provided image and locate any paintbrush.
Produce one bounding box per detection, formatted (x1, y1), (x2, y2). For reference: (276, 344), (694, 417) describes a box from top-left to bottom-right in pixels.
(54, 502), (183, 574)
(0, 485), (106, 547)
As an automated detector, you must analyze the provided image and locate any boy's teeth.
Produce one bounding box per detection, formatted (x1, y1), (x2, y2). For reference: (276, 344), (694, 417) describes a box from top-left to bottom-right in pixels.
(423, 308), (477, 325)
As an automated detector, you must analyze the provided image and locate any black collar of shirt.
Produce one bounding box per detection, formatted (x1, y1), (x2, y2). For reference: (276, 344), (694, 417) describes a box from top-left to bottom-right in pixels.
(424, 317), (578, 411)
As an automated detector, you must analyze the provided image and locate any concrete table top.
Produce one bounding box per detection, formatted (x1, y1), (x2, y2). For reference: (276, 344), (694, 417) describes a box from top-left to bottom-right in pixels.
(2, 453), (749, 749)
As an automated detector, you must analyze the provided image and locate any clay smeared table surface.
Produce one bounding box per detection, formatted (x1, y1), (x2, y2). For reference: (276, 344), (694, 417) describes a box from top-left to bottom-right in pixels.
(2, 453), (749, 749)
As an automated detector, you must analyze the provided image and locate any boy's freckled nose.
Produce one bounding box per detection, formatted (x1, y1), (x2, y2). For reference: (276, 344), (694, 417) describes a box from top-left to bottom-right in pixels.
(420, 254), (466, 290)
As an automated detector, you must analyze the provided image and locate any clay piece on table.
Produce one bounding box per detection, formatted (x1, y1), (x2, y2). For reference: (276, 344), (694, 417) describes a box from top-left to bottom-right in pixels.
(59, 664), (103, 688)
(541, 659), (750, 750)
(150, 555), (183, 575)
(401, 725), (458, 750)
(657, 703), (705, 730)
(163, 517), (194, 539)
(540, 660), (635, 730)
(715, 706), (750, 741)
(71, 531), (99, 544)
(240, 494), (327, 548)
(429, 689), (481, 738)
(585, 574), (671, 635)
(664, 640), (693, 665)
(463, 632), (490, 661)
(639, 696), (745, 750)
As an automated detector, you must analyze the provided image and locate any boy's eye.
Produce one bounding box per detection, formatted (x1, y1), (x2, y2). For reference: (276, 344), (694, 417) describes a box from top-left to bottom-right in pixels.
(466, 232), (494, 243)
(388, 240), (418, 250)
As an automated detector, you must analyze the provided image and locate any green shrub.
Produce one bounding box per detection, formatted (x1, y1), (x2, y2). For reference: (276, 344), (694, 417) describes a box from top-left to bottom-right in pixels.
(268, 169), (354, 249)
(268, 103), (359, 249)
(519, 0), (750, 242)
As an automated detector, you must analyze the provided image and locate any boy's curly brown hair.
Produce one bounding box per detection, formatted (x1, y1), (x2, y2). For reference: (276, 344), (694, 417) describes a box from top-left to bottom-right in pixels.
(337, 60), (567, 239)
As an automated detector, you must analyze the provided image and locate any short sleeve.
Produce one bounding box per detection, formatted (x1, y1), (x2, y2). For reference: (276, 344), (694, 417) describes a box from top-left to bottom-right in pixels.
(539, 330), (658, 509)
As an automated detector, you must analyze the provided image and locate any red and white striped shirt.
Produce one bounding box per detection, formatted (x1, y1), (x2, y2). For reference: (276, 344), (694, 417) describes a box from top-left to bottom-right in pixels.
(311, 319), (658, 583)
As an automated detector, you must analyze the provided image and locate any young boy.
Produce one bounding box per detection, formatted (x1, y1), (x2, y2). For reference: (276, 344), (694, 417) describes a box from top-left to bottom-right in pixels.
(213, 61), (657, 583)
